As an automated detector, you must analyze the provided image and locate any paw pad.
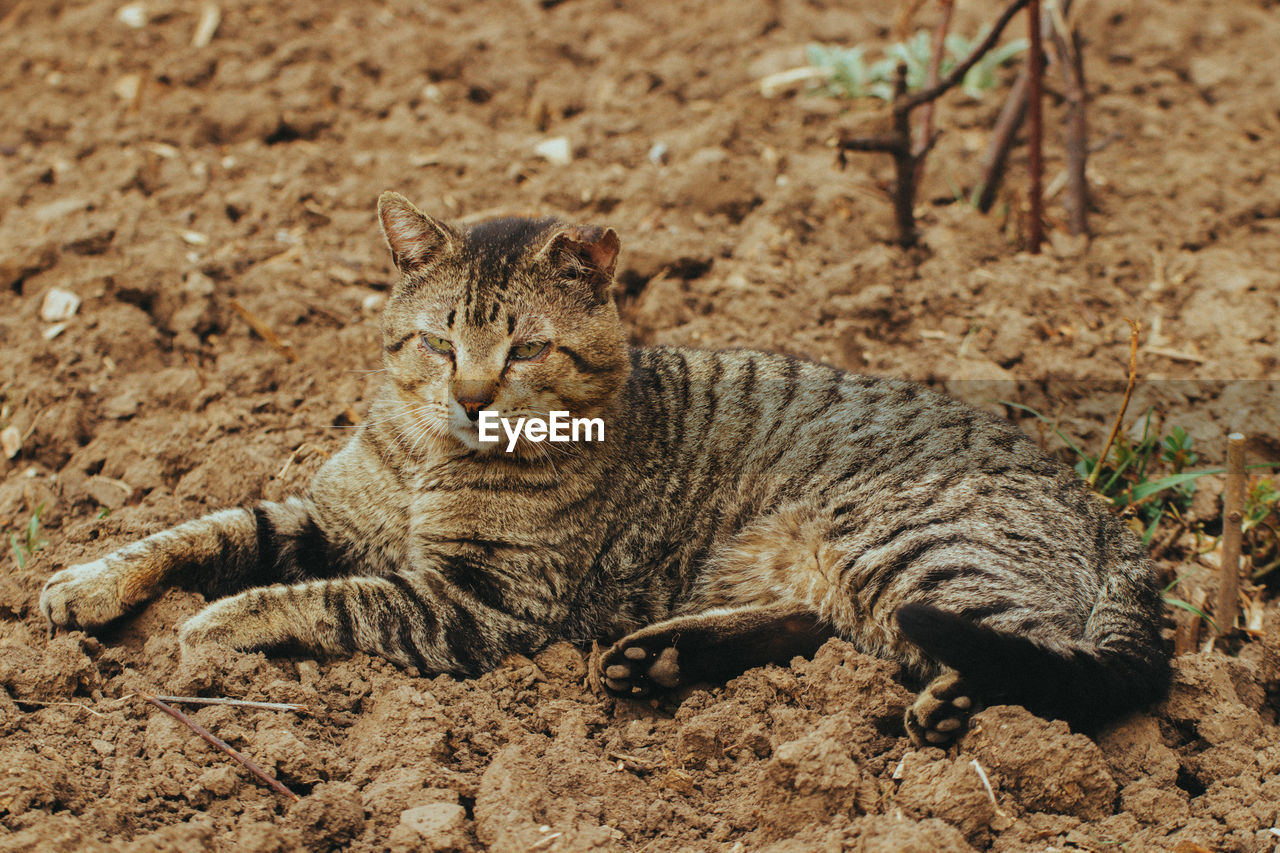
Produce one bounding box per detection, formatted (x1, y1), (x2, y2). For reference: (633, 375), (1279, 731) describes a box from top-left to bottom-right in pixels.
(905, 671), (979, 747)
(599, 641), (682, 698)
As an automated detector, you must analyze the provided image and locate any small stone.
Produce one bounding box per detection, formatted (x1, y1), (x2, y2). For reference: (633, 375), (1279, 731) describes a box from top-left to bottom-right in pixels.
(40, 288), (81, 322)
(34, 198), (91, 224)
(82, 475), (133, 508)
(115, 2), (148, 28)
(1, 426), (20, 459)
(39, 289), (81, 322)
(534, 137), (572, 166)
(91, 738), (115, 755)
(113, 73), (142, 101)
(399, 802), (468, 850)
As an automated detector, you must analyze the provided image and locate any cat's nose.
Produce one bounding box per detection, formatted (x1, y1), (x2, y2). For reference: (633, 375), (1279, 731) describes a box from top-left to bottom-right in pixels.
(453, 380), (496, 422)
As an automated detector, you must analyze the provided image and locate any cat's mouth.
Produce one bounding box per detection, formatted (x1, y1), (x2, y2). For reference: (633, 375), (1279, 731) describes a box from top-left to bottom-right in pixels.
(447, 410), (495, 453)
(448, 405), (602, 460)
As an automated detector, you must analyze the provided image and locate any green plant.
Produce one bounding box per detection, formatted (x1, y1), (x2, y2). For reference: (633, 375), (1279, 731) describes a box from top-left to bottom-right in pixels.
(806, 30), (1027, 102)
(1161, 567), (1216, 632)
(9, 504), (49, 569)
(1003, 404), (1223, 543)
(1244, 478), (1280, 580)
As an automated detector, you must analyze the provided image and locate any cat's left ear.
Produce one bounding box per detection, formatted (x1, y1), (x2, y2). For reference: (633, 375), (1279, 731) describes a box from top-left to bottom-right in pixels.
(537, 225), (621, 302)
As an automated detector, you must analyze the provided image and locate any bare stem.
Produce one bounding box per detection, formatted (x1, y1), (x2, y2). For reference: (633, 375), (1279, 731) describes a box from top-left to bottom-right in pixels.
(972, 0), (1074, 213)
(1088, 320), (1140, 489)
(972, 71), (1029, 212)
(898, 0), (1031, 114)
(837, 0), (1032, 247)
(1051, 21), (1089, 235)
(136, 692), (300, 801)
(1025, 0), (1045, 253)
(914, 0), (956, 175)
(1216, 434), (1247, 640)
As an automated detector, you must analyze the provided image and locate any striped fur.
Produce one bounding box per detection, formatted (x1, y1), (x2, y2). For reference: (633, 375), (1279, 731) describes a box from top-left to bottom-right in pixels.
(40, 194), (1170, 744)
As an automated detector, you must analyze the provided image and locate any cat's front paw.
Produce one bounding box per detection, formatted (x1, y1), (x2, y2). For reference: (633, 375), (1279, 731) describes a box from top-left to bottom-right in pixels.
(905, 670), (980, 747)
(178, 597), (250, 650)
(178, 593), (289, 652)
(40, 559), (128, 630)
(599, 633), (685, 698)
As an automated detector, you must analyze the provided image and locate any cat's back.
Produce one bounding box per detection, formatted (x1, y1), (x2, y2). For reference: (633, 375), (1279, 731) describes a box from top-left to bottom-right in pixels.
(626, 344), (1062, 490)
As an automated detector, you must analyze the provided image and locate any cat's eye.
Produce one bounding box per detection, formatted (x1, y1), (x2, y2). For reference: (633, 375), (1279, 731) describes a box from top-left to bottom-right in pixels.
(420, 334), (454, 355)
(509, 341), (548, 361)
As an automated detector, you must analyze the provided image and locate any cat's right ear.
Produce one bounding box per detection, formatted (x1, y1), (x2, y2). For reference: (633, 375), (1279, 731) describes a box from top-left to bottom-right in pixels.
(377, 191), (456, 274)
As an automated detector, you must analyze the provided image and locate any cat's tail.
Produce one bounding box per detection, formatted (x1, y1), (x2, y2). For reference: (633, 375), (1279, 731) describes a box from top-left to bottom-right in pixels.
(895, 598), (1171, 732)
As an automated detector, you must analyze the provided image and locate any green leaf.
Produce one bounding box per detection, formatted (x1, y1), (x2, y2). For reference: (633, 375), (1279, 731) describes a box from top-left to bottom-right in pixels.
(1142, 509), (1164, 547)
(10, 532), (26, 570)
(1162, 595), (1218, 632)
(1130, 469), (1226, 503)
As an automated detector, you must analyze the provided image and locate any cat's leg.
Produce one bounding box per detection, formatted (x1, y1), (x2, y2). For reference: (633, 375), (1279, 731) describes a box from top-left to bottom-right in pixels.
(40, 497), (333, 631)
(598, 604), (834, 697)
(177, 573), (542, 675)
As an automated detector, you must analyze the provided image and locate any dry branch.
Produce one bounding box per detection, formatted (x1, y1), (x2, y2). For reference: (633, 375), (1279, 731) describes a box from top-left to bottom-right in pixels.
(151, 694), (309, 713)
(837, 0), (1031, 246)
(1050, 20), (1088, 235)
(914, 0), (956, 191)
(1025, 0), (1045, 253)
(897, 0), (1032, 114)
(972, 0), (1075, 213)
(1215, 433), (1247, 640)
(229, 298), (298, 363)
(136, 691), (300, 801)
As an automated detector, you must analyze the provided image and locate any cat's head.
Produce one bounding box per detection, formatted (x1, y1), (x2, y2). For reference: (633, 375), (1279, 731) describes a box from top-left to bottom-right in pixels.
(374, 191), (629, 458)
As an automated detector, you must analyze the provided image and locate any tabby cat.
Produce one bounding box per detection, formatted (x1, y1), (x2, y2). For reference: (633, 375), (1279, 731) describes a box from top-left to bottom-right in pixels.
(40, 192), (1171, 745)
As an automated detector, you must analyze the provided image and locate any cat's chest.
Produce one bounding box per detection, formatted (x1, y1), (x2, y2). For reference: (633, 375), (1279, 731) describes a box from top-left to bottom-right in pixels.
(408, 483), (564, 545)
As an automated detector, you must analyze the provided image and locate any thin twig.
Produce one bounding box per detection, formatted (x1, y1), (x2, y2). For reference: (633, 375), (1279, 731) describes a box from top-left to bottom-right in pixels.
(136, 691), (300, 801)
(1025, 0), (1045, 253)
(898, 0), (1031, 114)
(151, 694), (310, 713)
(838, 0), (1031, 247)
(1049, 13), (1088, 235)
(914, 0), (956, 187)
(1216, 433), (1247, 640)
(969, 759), (1009, 817)
(229, 299), (298, 363)
(972, 72), (1029, 212)
(15, 699), (106, 717)
(972, 0), (1074, 213)
(892, 0), (932, 42)
(1087, 320), (1140, 489)
(529, 832), (564, 851)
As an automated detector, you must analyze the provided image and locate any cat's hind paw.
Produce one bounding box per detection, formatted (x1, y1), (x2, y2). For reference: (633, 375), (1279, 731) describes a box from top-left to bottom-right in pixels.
(600, 637), (684, 698)
(905, 670), (979, 747)
(39, 559), (129, 630)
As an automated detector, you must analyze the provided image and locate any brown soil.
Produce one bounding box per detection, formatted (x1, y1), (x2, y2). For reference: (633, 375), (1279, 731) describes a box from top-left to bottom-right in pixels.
(3, 0), (1280, 850)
